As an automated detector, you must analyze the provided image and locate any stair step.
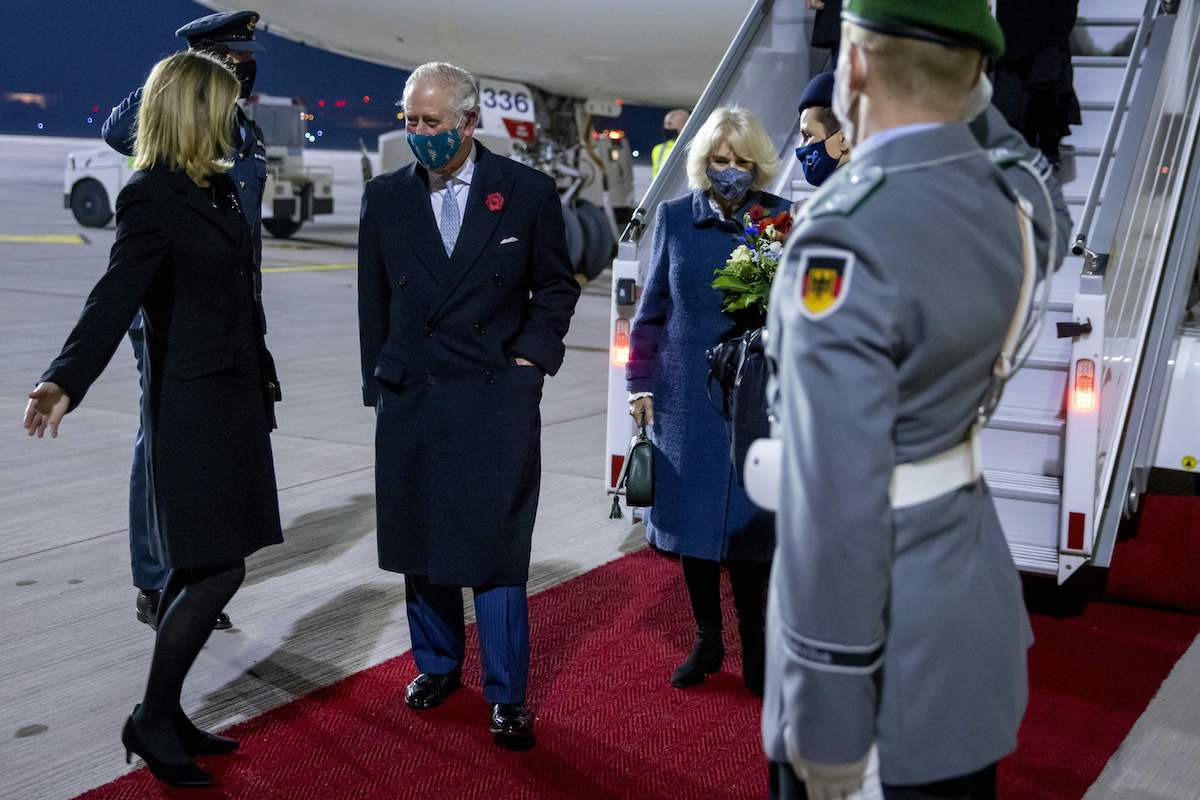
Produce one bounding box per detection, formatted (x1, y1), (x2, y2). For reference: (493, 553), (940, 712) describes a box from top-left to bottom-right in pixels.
(1021, 345), (1071, 371)
(1076, 16), (1142, 25)
(1072, 55), (1130, 67)
(986, 468), (1062, 503)
(1007, 542), (1060, 575)
(987, 407), (1065, 435)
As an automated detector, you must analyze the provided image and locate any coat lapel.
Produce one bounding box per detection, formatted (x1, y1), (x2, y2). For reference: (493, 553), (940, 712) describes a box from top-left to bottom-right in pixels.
(428, 145), (514, 320)
(180, 176), (241, 248)
(395, 164), (451, 283)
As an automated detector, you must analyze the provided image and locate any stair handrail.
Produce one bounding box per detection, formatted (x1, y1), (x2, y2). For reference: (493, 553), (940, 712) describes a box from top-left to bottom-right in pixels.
(620, 0), (776, 245)
(1071, 0), (1160, 264)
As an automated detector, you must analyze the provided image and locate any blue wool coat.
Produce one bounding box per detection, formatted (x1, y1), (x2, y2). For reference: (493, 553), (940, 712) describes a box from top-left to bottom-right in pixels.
(626, 189), (788, 562)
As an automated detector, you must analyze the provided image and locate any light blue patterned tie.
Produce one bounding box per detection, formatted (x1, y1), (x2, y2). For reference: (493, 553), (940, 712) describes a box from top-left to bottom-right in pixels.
(439, 180), (461, 257)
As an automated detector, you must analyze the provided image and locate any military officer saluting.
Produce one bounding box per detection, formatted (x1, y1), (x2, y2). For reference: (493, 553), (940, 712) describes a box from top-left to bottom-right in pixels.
(104, 10), (268, 270)
(101, 10), (269, 632)
(762, 2), (1059, 798)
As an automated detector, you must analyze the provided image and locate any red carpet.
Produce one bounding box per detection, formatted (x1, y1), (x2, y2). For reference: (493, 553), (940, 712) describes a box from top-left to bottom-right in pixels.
(77, 548), (1200, 800)
(1105, 494), (1200, 613)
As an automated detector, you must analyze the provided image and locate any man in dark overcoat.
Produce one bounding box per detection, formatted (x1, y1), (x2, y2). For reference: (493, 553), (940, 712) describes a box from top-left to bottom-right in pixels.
(357, 61), (579, 750)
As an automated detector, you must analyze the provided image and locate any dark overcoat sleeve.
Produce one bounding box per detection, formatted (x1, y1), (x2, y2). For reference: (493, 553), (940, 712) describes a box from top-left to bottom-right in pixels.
(41, 183), (169, 410)
(102, 87), (142, 157)
(970, 104), (1073, 273)
(625, 203), (672, 394)
(357, 179), (391, 406)
(509, 178), (580, 376)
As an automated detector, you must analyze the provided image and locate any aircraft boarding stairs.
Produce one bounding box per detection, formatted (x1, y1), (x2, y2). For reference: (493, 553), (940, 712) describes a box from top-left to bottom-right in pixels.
(605, 0), (1200, 585)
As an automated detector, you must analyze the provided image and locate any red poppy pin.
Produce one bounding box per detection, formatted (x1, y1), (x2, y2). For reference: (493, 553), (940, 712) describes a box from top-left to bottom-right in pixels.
(486, 192), (505, 212)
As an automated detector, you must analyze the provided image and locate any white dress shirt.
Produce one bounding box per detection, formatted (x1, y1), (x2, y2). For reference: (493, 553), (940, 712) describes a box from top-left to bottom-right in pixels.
(429, 140), (475, 226)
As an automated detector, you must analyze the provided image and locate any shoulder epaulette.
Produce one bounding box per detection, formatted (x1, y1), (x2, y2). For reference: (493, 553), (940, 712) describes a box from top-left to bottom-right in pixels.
(805, 165), (885, 220)
(988, 147), (1024, 169)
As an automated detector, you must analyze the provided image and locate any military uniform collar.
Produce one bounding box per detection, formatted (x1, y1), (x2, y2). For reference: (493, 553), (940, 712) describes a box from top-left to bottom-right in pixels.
(850, 121), (979, 171)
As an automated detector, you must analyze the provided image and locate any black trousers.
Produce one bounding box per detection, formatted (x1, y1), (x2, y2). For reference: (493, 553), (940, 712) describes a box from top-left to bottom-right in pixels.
(769, 761), (997, 800)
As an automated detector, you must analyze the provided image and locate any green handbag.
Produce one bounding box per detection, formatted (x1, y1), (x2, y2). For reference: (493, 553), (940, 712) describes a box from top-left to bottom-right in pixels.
(610, 426), (654, 518)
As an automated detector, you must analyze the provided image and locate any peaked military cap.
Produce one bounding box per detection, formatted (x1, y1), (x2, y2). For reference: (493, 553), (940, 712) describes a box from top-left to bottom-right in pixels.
(798, 71), (836, 114)
(176, 10), (264, 52)
(843, 0), (1004, 58)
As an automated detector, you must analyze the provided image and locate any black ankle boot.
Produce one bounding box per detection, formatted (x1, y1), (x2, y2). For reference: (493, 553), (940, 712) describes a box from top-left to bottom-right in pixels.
(175, 708), (239, 756)
(671, 628), (724, 688)
(122, 712), (212, 788)
(739, 622), (765, 697)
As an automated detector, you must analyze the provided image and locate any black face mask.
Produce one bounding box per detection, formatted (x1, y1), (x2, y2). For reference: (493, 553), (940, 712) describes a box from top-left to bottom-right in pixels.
(232, 60), (257, 99)
(662, 128), (678, 142)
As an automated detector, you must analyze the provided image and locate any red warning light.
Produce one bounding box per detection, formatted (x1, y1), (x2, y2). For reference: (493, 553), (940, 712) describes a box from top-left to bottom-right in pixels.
(1072, 358), (1096, 412)
(612, 319), (631, 366)
(335, 99), (348, 108)
(362, 95), (371, 103)
(91, 104), (99, 113)
(317, 100), (326, 108)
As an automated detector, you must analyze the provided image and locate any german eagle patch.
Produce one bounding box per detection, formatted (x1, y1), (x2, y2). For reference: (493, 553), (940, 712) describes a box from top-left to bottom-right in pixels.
(798, 249), (854, 320)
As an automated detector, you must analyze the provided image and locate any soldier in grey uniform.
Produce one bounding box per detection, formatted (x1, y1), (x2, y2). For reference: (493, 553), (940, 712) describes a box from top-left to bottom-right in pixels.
(761, 1), (1062, 798)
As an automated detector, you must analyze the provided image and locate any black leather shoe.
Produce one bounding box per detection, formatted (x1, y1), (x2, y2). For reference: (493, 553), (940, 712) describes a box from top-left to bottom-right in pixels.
(404, 672), (462, 710)
(136, 590), (161, 630)
(490, 703), (535, 751)
(213, 612), (233, 631)
(671, 628), (725, 688)
(122, 714), (212, 788)
(175, 708), (239, 756)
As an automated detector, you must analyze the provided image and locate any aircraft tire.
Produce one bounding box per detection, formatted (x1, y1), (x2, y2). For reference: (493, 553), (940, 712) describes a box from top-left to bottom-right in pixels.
(576, 199), (614, 280)
(561, 202), (585, 272)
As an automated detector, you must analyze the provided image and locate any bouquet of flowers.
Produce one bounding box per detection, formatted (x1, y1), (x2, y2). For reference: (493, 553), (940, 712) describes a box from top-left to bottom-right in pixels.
(711, 204), (794, 323)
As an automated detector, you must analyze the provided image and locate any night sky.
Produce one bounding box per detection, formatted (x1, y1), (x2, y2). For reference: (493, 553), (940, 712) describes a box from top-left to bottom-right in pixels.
(0, 0), (668, 157)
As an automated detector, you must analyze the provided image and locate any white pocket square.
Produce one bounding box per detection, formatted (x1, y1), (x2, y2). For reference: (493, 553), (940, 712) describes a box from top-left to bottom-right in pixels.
(499, 236), (519, 245)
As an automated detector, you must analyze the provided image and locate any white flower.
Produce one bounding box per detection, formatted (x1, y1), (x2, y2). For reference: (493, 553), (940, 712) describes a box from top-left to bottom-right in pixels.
(769, 241), (783, 255)
(764, 224), (777, 239)
(731, 244), (753, 264)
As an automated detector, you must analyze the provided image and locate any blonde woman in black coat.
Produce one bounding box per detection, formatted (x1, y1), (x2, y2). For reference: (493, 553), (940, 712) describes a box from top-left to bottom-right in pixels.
(23, 51), (282, 788)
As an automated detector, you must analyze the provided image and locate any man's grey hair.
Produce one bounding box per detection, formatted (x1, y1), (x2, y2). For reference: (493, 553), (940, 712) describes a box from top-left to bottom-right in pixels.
(403, 62), (481, 118)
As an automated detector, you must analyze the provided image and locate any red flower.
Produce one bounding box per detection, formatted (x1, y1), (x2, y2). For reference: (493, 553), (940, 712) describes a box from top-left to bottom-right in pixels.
(486, 192), (505, 212)
(769, 211), (794, 238)
(748, 204), (767, 222)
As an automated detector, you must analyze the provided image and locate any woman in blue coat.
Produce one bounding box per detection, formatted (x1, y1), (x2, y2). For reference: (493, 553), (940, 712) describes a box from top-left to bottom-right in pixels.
(626, 106), (787, 695)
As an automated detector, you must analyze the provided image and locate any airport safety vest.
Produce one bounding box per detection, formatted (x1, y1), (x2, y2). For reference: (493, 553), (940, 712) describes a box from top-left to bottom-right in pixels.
(651, 138), (677, 179)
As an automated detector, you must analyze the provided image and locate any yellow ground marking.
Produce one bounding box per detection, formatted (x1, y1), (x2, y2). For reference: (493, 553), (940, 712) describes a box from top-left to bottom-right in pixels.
(0, 234), (86, 245)
(262, 262), (356, 274)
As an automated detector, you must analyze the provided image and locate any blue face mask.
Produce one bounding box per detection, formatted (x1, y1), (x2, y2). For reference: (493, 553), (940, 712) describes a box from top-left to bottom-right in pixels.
(407, 124), (464, 171)
(795, 138), (842, 187)
(706, 165), (755, 202)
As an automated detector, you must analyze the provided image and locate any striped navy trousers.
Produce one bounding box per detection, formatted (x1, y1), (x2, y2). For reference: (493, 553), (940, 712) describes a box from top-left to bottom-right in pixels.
(404, 575), (529, 704)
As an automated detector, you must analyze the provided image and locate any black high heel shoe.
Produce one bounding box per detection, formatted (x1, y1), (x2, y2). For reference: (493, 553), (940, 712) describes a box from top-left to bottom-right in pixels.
(122, 714), (212, 788)
(175, 708), (239, 756)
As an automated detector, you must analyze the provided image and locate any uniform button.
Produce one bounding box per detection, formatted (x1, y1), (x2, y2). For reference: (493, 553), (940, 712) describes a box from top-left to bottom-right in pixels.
(397, 275), (407, 287)
(240, 180), (247, 188)
(239, 153), (246, 160)
(493, 273), (504, 286)
(423, 325), (433, 337)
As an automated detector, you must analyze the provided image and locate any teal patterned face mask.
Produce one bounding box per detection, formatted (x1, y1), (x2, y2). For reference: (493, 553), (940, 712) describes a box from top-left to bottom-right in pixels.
(407, 122), (464, 171)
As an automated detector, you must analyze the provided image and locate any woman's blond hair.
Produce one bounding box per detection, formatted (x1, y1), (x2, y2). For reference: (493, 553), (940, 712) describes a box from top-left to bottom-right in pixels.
(132, 51), (240, 183)
(685, 106), (781, 192)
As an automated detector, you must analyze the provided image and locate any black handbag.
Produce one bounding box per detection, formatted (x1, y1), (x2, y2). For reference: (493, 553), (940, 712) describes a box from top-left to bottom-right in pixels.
(610, 426), (654, 518)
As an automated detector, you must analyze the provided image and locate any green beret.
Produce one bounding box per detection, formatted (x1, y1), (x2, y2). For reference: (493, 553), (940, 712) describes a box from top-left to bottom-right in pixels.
(843, 0), (1005, 58)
